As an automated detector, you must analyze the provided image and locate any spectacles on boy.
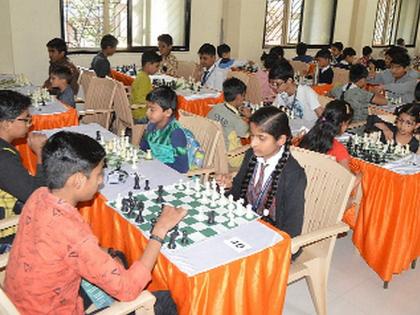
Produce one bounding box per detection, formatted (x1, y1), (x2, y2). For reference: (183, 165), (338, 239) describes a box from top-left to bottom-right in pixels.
(15, 116), (33, 126)
(269, 80), (286, 88)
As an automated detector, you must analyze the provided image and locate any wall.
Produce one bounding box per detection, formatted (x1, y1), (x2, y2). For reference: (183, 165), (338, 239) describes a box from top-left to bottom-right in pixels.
(1, 0), (419, 85)
(0, 0), (14, 73)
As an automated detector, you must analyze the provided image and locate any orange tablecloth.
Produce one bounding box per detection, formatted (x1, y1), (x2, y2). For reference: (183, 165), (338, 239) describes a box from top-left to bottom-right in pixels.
(312, 84), (333, 95)
(349, 158), (420, 282)
(79, 194), (291, 315)
(177, 94), (224, 117)
(111, 69), (134, 86)
(15, 107), (79, 174)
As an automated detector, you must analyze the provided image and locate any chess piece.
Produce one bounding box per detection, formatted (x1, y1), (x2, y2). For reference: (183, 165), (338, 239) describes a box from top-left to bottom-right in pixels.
(261, 209), (275, 225)
(227, 194), (235, 211)
(227, 215), (235, 227)
(96, 131), (102, 142)
(145, 149), (153, 160)
(115, 193), (123, 210)
(135, 209), (144, 223)
(167, 232), (177, 249)
(133, 173), (141, 190)
(207, 210), (216, 225)
(181, 230), (189, 245)
(245, 204), (254, 219)
(121, 198), (130, 213)
(144, 179), (150, 191)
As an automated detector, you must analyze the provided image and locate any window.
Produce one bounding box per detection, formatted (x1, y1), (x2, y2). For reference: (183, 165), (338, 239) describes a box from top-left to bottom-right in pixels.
(60, 0), (191, 52)
(372, 0), (420, 47)
(263, 0), (337, 47)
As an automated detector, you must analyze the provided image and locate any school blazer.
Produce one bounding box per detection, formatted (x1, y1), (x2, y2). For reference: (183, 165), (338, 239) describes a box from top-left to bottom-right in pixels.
(230, 149), (307, 238)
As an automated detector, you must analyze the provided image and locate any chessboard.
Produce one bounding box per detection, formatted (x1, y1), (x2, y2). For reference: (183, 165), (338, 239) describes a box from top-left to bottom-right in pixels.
(107, 179), (260, 250)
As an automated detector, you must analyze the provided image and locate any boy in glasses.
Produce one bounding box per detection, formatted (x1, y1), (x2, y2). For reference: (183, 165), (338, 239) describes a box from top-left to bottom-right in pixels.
(0, 90), (46, 218)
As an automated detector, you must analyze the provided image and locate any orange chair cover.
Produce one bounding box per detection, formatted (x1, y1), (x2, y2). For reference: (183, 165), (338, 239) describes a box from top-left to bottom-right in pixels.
(349, 158), (420, 281)
(14, 107), (79, 174)
(79, 194), (291, 315)
(312, 84), (333, 95)
(177, 94), (224, 117)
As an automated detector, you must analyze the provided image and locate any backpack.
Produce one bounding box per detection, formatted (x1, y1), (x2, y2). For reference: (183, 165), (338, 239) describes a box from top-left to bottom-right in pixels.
(182, 128), (205, 170)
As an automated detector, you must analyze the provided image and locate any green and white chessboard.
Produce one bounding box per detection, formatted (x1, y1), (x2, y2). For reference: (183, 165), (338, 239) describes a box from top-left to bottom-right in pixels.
(108, 183), (260, 249)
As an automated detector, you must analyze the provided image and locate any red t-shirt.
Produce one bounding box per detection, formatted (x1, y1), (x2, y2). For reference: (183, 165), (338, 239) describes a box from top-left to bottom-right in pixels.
(5, 188), (151, 315)
(327, 139), (350, 162)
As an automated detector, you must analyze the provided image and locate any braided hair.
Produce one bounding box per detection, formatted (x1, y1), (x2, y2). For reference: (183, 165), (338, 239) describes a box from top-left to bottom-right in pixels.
(240, 106), (292, 210)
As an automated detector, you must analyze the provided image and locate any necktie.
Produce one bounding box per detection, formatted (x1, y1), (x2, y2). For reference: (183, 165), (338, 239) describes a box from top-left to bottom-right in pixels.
(254, 163), (268, 196)
(201, 70), (209, 85)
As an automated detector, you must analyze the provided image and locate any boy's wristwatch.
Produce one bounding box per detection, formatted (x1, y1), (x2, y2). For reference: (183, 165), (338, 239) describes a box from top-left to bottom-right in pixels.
(150, 234), (165, 244)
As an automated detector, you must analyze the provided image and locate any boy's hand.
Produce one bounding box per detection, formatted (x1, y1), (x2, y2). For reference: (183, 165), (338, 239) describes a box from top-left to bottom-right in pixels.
(215, 174), (233, 189)
(28, 132), (47, 158)
(153, 205), (187, 238)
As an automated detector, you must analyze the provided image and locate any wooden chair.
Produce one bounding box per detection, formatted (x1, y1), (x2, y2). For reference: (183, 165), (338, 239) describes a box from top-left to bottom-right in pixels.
(78, 69), (96, 100)
(178, 110), (249, 174)
(178, 111), (228, 182)
(112, 81), (146, 145)
(288, 146), (356, 315)
(332, 68), (349, 86)
(80, 77), (117, 129)
(0, 217), (156, 315)
(317, 95), (334, 108)
(177, 60), (199, 81)
(290, 60), (310, 76)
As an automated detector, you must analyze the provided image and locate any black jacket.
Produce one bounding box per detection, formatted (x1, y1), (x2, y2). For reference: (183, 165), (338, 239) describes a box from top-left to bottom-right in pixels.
(229, 149), (307, 238)
(318, 67), (334, 84)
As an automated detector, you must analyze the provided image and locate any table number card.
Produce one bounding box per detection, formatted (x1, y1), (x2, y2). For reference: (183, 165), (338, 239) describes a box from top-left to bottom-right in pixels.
(224, 237), (252, 253)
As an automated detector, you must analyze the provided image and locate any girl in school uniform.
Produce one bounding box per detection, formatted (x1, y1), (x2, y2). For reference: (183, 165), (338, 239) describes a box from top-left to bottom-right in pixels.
(217, 106), (307, 238)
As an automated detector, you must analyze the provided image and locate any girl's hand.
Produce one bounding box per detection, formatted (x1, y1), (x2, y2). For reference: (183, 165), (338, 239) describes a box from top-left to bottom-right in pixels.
(215, 174), (233, 189)
(382, 127), (393, 141)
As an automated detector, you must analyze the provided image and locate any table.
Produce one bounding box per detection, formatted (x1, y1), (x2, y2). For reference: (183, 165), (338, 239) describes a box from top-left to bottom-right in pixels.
(14, 100), (79, 174)
(349, 156), (420, 282)
(111, 70), (225, 117)
(35, 123), (292, 315)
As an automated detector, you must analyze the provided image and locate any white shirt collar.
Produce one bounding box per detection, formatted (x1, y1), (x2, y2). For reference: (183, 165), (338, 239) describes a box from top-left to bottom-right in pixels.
(204, 63), (216, 73)
(255, 146), (286, 185)
(320, 65), (331, 73)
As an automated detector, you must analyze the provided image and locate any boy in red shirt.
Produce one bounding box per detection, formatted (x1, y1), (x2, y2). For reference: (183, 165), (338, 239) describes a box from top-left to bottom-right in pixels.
(5, 131), (186, 315)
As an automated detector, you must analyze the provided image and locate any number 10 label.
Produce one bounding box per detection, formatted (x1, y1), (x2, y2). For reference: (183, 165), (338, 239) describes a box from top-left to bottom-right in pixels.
(224, 237), (252, 253)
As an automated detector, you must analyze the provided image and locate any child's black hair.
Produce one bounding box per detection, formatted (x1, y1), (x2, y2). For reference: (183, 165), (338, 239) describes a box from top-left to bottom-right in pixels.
(362, 46), (373, 56)
(342, 47), (356, 58)
(269, 46), (284, 59)
(385, 45), (406, 58)
(268, 60), (294, 81)
(217, 44), (231, 58)
(223, 78), (247, 102)
(240, 106), (291, 211)
(198, 43), (216, 56)
(141, 50), (162, 67)
(158, 34), (173, 46)
(315, 48), (332, 60)
(100, 34), (118, 49)
(415, 81), (420, 102)
(331, 41), (344, 51)
(50, 65), (72, 84)
(0, 90), (31, 121)
(349, 64), (368, 83)
(390, 51), (411, 68)
(46, 38), (68, 55)
(296, 42), (308, 56)
(42, 131), (106, 189)
(299, 100), (354, 153)
(146, 86), (177, 114)
(396, 38), (405, 46)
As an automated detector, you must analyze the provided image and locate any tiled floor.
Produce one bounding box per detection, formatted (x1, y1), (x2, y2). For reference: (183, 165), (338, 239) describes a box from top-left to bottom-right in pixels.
(283, 232), (420, 315)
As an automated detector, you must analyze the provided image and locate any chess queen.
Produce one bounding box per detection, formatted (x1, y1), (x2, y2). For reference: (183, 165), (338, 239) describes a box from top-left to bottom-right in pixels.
(217, 106), (306, 240)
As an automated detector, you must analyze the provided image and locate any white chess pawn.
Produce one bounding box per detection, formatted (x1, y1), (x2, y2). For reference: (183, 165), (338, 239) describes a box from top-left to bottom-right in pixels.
(185, 181), (191, 194)
(204, 181), (211, 194)
(235, 199), (245, 216)
(227, 215), (236, 227)
(210, 192), (218, 208)
(194, 177), (200, 191)
(211, 178), (217, 191)
(177, 179), (184, 189)
(202, 193), (209, 204)
(145, 149), (153, 160)
(220, 186), (226, 197)
(115, 193), (122, 210)
(245, 204), (254, 219)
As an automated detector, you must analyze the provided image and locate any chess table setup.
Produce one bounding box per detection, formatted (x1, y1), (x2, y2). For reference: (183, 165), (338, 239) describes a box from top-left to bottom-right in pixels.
(0, 73), (30, 89)
(345, 132), (411, 165)
(107, 178), (260, 251)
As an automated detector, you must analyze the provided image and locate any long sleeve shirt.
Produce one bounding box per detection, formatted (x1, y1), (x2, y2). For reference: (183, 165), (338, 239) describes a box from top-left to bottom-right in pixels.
(5, 188), (151, 315)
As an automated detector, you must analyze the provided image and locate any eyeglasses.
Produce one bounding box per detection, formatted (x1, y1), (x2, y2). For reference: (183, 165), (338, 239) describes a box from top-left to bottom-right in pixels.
(396, 118), (415, 127)
(269, 80), (286, 88)
(15, 116), (32, 126)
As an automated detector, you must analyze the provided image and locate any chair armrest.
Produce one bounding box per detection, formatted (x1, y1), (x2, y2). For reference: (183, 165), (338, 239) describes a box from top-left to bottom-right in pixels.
(0, 252), (9, 269)
(227, 145), (250, 158)
(291, 222), (349, 254)
(131, 104), (146, 110)
(78, 109), (115, 115)
(0, 216), (20, 231)
(95, 290), (156, 315)
(187, 168), (215, 177)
